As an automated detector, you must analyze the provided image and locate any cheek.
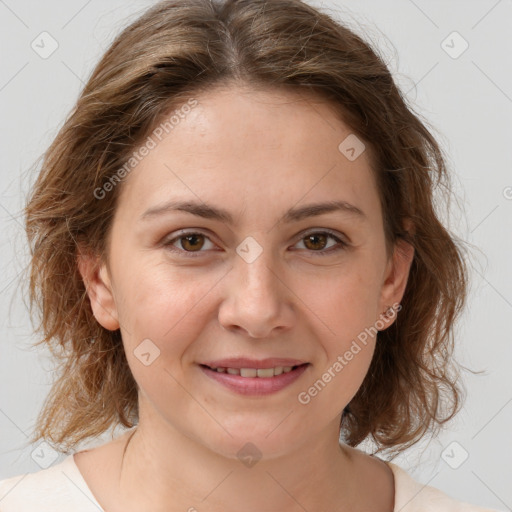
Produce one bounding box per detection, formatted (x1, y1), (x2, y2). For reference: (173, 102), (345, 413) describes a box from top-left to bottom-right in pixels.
(292, 260), (381, 407)
(295, 260), (382, 345)
(114, 257), (222, 365)
(116, 264), (221, 418)
(297, 278), (379, 420)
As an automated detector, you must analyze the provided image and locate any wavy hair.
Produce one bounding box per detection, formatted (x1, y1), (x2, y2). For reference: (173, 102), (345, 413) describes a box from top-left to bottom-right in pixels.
(24, 0), (471, 456)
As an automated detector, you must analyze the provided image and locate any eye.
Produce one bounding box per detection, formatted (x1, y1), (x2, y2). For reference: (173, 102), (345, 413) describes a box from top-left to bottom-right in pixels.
(163, 229), (348, 257)
(163, 231), (216, 255)
(293, 230), (348, 256)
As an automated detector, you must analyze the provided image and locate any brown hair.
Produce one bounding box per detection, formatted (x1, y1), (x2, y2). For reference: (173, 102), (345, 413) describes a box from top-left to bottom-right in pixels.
(24, 0), (471, 457)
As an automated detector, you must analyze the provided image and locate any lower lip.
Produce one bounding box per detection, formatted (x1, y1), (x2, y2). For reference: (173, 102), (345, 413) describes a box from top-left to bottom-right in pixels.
(199, 364), (309, 396)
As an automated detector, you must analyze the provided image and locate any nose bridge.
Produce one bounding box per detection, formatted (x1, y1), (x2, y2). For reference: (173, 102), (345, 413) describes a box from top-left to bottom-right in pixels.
(219, 235), (292, 337)
(235, 238), (281, 304)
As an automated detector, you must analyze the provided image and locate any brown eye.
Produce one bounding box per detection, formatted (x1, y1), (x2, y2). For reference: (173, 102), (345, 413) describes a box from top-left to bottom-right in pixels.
(164, 231), (215, 255)
(164, 229), (347, 258)
(294, 230), (348, 256)
(180, 234), (206, 252)
(303, 233), (329, 251)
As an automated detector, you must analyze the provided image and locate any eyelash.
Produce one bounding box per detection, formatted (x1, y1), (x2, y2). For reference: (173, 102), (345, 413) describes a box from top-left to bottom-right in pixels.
(162, 229), (348, 258)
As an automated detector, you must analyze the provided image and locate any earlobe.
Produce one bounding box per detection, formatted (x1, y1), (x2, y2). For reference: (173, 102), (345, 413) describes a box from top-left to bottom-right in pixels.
(378, 237), (415, 330)
(77, 248), (120, 331)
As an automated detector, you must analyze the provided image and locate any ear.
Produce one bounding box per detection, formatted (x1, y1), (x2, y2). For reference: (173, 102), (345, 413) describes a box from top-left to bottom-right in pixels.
(77, 246), (120, 331)
(377, 222), (415, 330)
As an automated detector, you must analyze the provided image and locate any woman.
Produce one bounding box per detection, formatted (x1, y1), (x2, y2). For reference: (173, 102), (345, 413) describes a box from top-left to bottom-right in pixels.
(0, 0), (499, 510)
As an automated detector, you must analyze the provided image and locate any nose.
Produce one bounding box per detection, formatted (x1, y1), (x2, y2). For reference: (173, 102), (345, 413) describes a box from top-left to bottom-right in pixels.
(218, 248), (295, 339)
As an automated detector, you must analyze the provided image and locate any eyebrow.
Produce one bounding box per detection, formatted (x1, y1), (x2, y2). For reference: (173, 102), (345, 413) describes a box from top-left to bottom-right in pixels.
(140, 199), (367, 224)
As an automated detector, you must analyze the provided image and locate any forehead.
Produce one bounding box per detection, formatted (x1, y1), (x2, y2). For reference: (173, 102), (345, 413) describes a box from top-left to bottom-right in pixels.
(115, 84), (381, 226)
(167, 84), (360, 160)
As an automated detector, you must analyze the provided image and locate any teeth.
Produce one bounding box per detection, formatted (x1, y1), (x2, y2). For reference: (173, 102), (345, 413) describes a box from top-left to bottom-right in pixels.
(211, 365), (298, 377)
(240, 368), (257, 377)
(256, 368), (274, 378)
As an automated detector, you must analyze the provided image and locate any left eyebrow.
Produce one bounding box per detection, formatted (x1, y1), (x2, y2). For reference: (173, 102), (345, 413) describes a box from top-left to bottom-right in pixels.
(140, 199), (367, 225)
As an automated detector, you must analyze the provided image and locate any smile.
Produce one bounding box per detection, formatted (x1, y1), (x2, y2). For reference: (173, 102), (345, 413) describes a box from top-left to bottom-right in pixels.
(199, 363), (310, 395)
(206, 365), (298, 377)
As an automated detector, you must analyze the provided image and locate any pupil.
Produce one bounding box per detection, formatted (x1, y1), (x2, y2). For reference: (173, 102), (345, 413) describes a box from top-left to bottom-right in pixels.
(305, 234), (326, 250)
(183, 234), (203, 251)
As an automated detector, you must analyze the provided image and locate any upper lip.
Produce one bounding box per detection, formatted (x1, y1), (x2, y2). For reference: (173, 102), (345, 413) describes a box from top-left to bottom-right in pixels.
(201, 357), (308, 369)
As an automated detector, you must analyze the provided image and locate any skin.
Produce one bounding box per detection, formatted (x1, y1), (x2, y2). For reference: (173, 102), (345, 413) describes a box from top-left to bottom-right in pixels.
(77, 82), (414, 512)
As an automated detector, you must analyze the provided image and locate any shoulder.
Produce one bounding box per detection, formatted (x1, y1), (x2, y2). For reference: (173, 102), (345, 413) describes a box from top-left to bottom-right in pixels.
(0, 454), (103, 512)
(387, 462), (501, 512)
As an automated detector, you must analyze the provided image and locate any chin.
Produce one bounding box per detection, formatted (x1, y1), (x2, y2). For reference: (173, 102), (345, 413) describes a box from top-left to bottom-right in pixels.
(197, 422), (306, 463)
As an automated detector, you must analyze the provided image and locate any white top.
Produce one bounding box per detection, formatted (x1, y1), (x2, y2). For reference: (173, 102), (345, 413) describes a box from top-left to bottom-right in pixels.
(0, 454), (501, 511)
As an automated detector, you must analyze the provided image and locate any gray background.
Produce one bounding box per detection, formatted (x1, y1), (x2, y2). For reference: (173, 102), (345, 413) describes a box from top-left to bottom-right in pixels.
(0, 0), (511, 510)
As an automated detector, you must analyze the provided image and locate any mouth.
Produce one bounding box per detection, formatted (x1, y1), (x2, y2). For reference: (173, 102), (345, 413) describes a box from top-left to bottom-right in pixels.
(198, 361), (310, 396)
(199, 363), (307, 378)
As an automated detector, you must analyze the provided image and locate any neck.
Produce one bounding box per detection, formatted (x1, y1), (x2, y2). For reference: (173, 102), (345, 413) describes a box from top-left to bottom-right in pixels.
(115, 406), (361, 512)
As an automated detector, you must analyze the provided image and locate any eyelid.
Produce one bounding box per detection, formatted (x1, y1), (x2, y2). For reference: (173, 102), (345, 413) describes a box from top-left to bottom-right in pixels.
(297, 227), (348, 243)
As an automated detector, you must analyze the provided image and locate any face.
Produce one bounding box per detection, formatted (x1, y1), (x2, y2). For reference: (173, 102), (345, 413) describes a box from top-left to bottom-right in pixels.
(80, 84), (414, 459)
